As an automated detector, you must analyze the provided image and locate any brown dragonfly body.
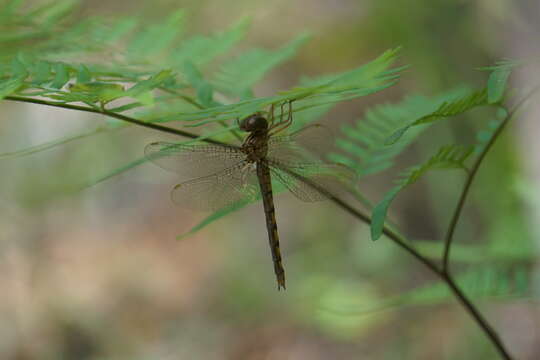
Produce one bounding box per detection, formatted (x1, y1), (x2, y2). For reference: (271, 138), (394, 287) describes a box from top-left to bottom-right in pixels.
(240, 112), (285, 288)
(145, 102), (355, 290)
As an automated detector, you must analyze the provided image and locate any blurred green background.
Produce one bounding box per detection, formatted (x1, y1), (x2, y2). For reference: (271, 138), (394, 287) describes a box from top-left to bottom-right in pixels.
(0, 0), (539, 359)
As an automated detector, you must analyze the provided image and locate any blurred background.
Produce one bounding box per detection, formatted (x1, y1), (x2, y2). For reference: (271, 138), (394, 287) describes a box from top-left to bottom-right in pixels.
(0, 0), (539, 359)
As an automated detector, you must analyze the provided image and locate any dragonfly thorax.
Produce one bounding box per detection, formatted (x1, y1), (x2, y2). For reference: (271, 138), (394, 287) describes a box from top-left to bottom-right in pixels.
(242, 133), (269, 162)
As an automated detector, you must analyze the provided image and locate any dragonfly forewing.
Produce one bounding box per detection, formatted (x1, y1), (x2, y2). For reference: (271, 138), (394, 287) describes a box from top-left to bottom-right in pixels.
(170, 161), (259, 211)
(145, 141), (246, 178)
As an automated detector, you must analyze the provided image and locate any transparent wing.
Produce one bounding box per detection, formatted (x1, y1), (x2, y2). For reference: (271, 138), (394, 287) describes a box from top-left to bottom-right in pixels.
(269, 160), (357, 202)
(171, 161), (259, 211)
(145, 141), (246, 178)
(267, 124), (333, 164)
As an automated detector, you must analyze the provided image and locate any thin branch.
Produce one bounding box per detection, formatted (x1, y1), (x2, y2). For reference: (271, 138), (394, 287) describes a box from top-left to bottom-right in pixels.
(442, 87), (539, 271)
(441, 272), (512, 360)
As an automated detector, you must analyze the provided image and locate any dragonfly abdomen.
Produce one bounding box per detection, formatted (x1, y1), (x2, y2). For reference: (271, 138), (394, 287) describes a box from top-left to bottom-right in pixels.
(256, 160), (286, 290)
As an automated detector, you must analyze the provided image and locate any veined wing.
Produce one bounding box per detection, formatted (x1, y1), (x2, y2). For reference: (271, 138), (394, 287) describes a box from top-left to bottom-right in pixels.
(145, 142), (246, 178)
(170, 161), (259, 211)
(267, 124), (333, 164)
(267, 124), (358, 201)
(268, 160), (357, 202)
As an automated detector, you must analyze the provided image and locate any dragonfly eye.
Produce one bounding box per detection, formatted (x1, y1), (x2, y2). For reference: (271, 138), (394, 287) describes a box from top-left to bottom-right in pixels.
(240, 114), (268, 132)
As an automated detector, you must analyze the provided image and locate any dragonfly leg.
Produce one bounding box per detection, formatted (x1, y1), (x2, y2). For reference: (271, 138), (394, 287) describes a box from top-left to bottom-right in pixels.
(285, 99), (293, 126)
(269, 100), (294, 135)
(268, 103), (275, 127)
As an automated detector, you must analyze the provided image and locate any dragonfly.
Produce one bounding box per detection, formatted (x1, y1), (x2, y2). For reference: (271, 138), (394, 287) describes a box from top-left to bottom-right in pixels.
(145, 101), (356, 290)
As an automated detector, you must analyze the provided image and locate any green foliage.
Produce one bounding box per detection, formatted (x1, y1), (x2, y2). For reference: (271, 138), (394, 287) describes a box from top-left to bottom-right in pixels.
(127, 10), (186, 61)
(212, 34), (310, 98)
(487, 66), (512, 104)
(176, 200), (252, 240)
(328, 88), (470, 176)
(371, 145), (473, 240)
(330, 264), (534, 317)
(0, 5), (402, 146)
(0, 75), (24, 98)
(480, 60), (521, 104)
(398, 264), (534, 306)
(386, 89), (488, 144)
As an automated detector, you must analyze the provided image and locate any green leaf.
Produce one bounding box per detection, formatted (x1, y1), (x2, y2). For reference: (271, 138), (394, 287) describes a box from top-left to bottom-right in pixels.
(212, 33), (310, 97)
(108, 101), (146, 113)
(371, 145), (473, 240)
(11, 55), (28, 79)
(124, 69), (175, 104)
(127, 10), (185, 59)
(31, 61), (51, 84)
(387, 89), (489, 144)
(171, 18), (250, 67)
(479, 60), (521, 104)
(66, 81), (125, 104)
(370, 187), (401, 241)
(51, 62), (70, 89)
(487, 68), (511, 104)
(0, 76), (24, 98)
(182, 61), (216, 107)
(84, 156), (149, 188)
(76, 64), (92, 83)
(176, 200), (251, 240)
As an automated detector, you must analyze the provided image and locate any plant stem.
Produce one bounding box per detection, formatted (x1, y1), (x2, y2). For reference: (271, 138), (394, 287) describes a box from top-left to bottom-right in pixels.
(442, 88), (538, 271)
(441, 271), (512, 359)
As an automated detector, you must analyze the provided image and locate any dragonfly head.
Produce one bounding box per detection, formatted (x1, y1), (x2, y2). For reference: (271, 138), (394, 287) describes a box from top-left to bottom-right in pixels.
(239, 113), (268, 133)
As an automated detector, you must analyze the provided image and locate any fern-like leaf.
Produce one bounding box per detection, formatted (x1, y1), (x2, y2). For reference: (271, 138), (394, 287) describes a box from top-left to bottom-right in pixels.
(212, 34), (310, 98)
(171, 18), (250, 68)
(329, 88), (471, 176)
(371, 145), (473, 240)
(387, 89), (488, 144)
(0, 76), (24, 98)
(127, 10), (185, 60)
